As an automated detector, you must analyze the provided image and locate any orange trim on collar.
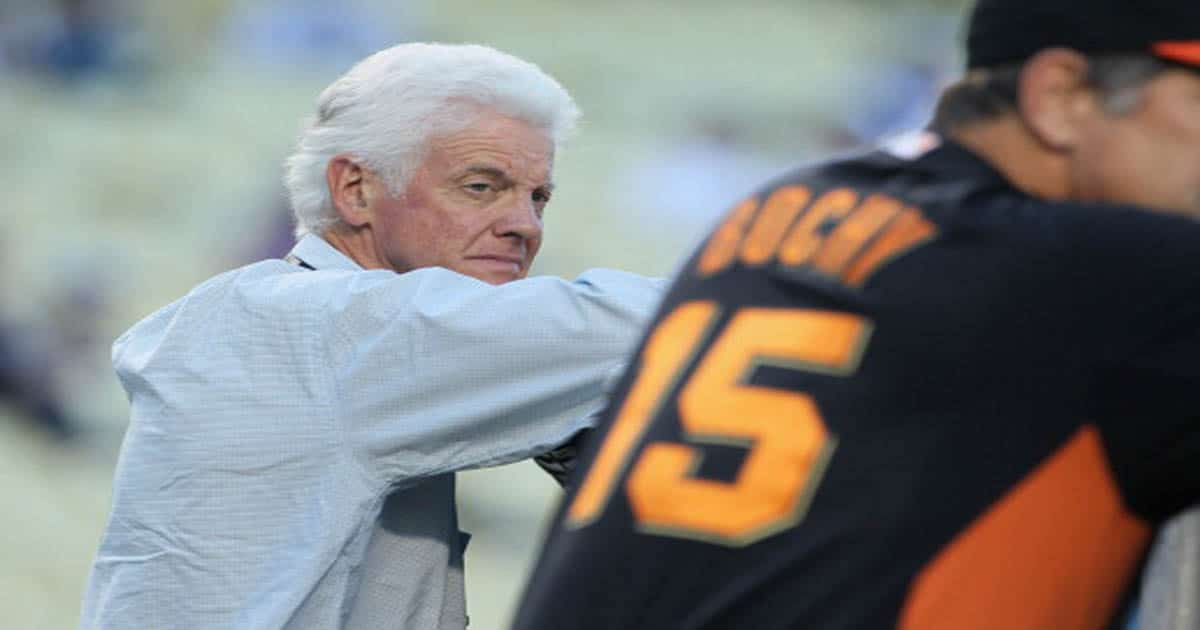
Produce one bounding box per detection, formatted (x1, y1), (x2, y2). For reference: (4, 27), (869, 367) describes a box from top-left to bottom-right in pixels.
(1153, 41), (1200, 67)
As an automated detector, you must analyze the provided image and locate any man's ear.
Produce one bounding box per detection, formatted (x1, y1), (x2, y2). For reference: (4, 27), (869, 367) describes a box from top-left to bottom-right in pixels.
(1018, 48), (1096, 151)
(326, 156), (372, 227)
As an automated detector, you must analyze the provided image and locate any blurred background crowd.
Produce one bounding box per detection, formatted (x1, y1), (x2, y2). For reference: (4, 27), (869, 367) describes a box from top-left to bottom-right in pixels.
(0, 0), (967, 627)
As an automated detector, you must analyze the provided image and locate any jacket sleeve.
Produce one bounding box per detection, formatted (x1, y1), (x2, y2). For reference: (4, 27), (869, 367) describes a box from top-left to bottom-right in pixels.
(325, 267), (665, 487)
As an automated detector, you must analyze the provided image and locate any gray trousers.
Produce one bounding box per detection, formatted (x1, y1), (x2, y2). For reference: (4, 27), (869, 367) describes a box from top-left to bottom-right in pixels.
(1140, 507), (1200, 630)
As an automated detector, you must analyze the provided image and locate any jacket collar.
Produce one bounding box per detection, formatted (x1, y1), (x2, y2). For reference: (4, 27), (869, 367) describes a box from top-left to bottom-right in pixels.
(285, 233), (363, 272)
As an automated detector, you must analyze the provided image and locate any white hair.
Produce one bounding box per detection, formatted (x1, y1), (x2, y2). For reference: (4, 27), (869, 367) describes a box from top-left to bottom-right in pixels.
(284, 43), (581, 238)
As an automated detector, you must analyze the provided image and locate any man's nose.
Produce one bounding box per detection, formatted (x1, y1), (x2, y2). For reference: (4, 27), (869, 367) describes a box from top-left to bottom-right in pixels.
(495, 197), (543, 242)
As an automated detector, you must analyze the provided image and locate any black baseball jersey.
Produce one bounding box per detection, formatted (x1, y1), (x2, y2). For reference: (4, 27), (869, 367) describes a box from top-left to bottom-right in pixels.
(513, 138), (1200, 630)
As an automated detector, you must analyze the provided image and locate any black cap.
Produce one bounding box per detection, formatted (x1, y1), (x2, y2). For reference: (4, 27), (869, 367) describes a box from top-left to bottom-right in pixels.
(967, 0), (1200, 70)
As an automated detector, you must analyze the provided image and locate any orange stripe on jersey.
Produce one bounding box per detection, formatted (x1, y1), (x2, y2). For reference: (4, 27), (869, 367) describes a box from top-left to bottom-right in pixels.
(899, 425), (1150, 630)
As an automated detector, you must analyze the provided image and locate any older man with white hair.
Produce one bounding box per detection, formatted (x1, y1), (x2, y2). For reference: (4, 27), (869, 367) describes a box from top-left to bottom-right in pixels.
(81, 43), (663, 629)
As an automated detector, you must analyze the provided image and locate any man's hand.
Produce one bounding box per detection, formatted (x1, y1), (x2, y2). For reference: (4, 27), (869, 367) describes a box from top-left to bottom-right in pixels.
(534, 429), (593, 488)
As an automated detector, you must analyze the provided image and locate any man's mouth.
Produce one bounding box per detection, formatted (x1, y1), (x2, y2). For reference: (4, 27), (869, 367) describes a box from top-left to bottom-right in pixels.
(467, 255), (524, 274)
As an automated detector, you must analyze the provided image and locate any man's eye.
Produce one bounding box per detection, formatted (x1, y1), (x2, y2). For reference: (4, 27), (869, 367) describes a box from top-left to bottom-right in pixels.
(532, 189), (551, 204)
(465, 182), (492, 193)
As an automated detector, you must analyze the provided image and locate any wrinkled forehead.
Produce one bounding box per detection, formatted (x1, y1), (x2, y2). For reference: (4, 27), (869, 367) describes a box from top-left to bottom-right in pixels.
(425, 113), (555, 180)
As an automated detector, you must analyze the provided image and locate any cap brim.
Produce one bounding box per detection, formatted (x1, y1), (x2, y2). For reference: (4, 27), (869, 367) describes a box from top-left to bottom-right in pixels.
(1153, 42), (1200, 67)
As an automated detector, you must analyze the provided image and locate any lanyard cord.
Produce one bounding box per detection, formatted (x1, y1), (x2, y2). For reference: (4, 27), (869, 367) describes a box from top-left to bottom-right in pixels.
(284, 254), (316, 271)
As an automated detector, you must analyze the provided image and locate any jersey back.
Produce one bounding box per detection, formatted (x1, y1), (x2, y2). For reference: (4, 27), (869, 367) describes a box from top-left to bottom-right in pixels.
(514, 140), (1200, 630)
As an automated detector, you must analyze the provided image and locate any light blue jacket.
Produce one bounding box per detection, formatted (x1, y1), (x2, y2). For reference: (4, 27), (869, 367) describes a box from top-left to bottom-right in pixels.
(82, 234), (664, 629)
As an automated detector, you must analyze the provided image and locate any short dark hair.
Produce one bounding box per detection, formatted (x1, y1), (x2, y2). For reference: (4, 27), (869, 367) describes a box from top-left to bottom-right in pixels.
(931, 54), (1173, 132)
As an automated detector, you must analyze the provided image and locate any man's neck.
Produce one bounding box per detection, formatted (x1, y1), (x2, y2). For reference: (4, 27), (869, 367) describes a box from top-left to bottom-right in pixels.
(321, 224), (391, 271)
(949, 116), (1073, 201)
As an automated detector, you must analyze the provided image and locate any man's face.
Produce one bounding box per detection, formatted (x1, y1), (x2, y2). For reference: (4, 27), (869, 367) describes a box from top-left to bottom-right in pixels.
(367, 111), (554, 284)
(1071, 68), (1200, 217)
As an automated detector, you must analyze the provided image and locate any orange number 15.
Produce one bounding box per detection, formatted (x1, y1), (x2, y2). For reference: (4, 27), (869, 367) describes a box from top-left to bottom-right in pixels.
(566, 302), (872, 547)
